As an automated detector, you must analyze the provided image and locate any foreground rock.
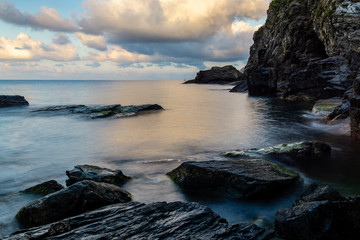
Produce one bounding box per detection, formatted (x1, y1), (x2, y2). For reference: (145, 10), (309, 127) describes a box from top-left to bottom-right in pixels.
(16, 180), (131, 228)
(22, 180), (64, 196)
(0, 95), (29, 107)
(8, 201), (275, 240)
(224, 141), (331, 163)
(32, 104), (163, 119)
(167, 159), (299, 198)
(184, 65), (245, 85)
(66, 165), (131, 187)
(275, 184), (360, 240)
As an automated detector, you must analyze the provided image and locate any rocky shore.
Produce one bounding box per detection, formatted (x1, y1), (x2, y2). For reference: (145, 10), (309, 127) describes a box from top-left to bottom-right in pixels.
(6, 141), (360, 239)
(0, 95), (29, 107)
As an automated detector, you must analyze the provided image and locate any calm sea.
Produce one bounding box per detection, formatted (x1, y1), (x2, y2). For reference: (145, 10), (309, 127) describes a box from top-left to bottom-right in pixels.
(1, 80), (360, 236)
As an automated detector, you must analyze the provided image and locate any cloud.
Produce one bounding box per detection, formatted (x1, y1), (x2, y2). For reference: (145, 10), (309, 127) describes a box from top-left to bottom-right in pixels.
(0, 33), (78, 61)
(84, 46), (151, 63)
(80, 0), (268, 42)
(0, 2), (79, 32)
(53, 33), (71, 45)
(86, 61), (101, 68)
(75, 32), (107, 51)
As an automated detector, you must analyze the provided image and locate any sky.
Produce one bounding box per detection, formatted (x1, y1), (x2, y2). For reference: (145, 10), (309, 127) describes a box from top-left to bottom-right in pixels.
(0, 0), (269, 80)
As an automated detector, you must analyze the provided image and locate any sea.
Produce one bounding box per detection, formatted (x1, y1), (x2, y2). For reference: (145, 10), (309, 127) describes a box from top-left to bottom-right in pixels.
(1, 80), (360, 236)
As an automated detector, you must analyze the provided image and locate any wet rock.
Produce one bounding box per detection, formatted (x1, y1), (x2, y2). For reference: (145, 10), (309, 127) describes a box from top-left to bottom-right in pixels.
(0, 95), (29, 107)
(322, 100), (350, 122)
(274, 184), (360, 240)
(184, 65), (245, 84)
(167, 159), (299, 198)
(66, 165), (131, 187)
(312, 97), (343, 114)
(15, 180), (131, 228)
(224, 141), (331, 162)
(22, 180), (64, 196)
(32, 104), (163, 119)
(350, 74), (360, 139)
(230, 80), (248, 92)
(8, 201), (275, 240)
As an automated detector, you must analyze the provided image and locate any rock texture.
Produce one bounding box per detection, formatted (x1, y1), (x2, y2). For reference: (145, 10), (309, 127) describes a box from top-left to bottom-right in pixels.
(22, 180), (64, 196)
(167, 159), (299, 198)
(243, 0), (359, 97)
(274, 184), (360, 240)
(66, 165), (131, 187)
(224, 141), (331, 163)
(7, 201), (275, 240)
(15, 180), (131, 228)
(0, 95), (29, 107)
(32, 104), (163, 119)
(184, 65), (245, 85)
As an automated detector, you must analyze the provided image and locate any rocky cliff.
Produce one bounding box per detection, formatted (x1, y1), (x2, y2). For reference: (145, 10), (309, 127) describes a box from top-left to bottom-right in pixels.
(234, 0), (360, 137)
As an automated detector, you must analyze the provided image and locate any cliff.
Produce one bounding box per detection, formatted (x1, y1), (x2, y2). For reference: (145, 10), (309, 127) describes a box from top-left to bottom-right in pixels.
(234, 0), (360, 137)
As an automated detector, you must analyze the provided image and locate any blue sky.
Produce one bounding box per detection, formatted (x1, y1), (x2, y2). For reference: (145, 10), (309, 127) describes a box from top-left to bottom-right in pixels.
(0, 0), (269, 80)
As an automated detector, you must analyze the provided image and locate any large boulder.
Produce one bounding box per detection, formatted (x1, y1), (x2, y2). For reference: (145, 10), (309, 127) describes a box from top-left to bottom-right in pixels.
(7, 201), (275, 240)
(224, 141), (331, 163)
(167, 159), (300, 198)
(0, 95), (29, 107)
(32, 104), (163, 119)
(274, 184), (360, 240)
(66, 165), (131, 187)
(184, 65), (245, 84)
(15, 180), (131, 228)
(22, 180), (64, 196)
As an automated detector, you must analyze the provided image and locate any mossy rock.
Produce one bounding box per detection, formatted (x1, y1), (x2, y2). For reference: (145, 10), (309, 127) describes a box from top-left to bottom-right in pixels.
(312, 98), (342, 114)
(22, 180), (64, 196)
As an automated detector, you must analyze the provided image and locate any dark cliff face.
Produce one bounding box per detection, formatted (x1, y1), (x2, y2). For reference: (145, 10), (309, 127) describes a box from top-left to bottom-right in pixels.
(244, 0), (359, 97)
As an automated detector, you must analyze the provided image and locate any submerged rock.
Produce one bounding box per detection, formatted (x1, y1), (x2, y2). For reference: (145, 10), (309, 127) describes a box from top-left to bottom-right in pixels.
(32, 104), (163, 119)
(224, 141), (331, 162)
(22, 180), (64, 196)
(312, 97), (343, 114)
(184, 65), (245, 84)
(8, 201), (275, 240)
(167, 159), (299, 198)
(66, 165), (131, 187)
(0, 95), (29, 107)
(274, 184), (360, 240)
(16, 180), (131, 228)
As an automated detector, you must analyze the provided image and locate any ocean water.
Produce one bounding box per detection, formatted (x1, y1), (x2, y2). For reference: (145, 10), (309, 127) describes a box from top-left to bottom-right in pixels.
(1, 80), (360, 236)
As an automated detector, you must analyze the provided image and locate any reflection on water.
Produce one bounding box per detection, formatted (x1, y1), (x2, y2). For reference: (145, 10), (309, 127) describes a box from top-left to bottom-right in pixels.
(1, 80), (360, 236)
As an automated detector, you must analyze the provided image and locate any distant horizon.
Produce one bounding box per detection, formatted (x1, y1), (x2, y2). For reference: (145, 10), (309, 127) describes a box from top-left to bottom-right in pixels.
(0, 0), (269, 80)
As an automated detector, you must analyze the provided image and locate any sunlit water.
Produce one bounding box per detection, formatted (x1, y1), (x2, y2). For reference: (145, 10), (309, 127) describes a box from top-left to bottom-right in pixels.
(1, 80), (360, 236)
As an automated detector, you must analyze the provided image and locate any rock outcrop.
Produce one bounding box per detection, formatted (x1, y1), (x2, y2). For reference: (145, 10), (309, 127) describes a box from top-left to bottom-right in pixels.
(167, 159), (299, 198)
(66, 165), (131, 187)
(32, 104), (163, 119)
(274, 184), (360, 240)
(224, 141), (331, 163)
(22, 180), (64, 196)
(184, 65), (246, 85)
(0, 95), (29, 107)
(15, 180), (131, 228)
(8, 201), (275, 240)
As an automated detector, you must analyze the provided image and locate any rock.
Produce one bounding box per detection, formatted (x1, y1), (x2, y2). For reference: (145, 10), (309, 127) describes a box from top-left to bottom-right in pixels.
(22, 180), (64, 196)
(66, 165), (131, 187)
(7, 201), (275, 240)
(350, 74), (360, 139)
(322, 100), (350, 122)
(0, 95), (29, 107)
(184, 65), (245, 84)
(32, 104), (163, 119)
(167, 159), (300, 198)
(224, 141), (331, 162)
(244, 0), (359, 99)
(312, 97), (343, 114)
(274, 184), (360, 240)
(15, 180), (131, 228)
(283, 56), (353, 100)
(230, 80), (248, 92)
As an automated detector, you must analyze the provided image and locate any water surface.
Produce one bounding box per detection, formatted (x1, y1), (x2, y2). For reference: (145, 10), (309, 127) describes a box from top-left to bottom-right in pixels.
(1, 80), (359, 236)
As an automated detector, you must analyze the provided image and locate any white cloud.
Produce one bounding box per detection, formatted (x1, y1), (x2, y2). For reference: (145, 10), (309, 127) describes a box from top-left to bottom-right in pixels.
(0, 33), (78, 61)
(84, 46), (151, 63)
(76, 32), (107, 51)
